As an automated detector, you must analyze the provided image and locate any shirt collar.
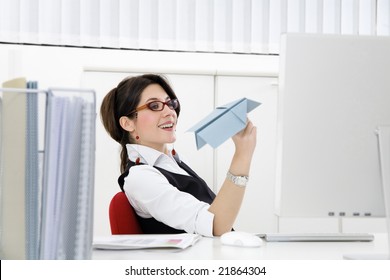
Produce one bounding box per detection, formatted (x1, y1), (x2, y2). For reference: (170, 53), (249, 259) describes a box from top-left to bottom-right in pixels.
(126, 144), (181, 166)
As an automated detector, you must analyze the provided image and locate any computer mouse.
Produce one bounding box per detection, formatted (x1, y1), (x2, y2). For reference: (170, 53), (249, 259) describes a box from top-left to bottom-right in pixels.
(220, 231), (263, 247)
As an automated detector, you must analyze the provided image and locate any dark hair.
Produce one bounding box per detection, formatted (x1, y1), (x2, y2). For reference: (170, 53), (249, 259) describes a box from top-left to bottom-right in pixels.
(100, 74), (180, 173)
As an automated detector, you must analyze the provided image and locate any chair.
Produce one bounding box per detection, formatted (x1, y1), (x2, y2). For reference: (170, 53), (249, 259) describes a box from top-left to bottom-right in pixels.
(109, 192), (143, 234)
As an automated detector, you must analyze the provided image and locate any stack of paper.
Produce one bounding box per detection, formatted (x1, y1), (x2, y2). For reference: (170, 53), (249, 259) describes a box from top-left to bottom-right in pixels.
(40, 89), (95, 260)
(93, 234), (202, 250)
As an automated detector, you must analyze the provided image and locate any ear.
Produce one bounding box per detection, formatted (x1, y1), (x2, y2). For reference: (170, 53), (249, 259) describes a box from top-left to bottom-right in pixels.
(119, 116), (135, 132)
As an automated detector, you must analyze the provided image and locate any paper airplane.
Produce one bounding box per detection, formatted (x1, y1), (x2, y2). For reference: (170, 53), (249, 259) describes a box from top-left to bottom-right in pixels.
(188, 98), (261, 149)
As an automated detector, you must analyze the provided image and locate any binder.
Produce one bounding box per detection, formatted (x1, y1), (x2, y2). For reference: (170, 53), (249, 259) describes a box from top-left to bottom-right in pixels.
(0, 78), (28, 259)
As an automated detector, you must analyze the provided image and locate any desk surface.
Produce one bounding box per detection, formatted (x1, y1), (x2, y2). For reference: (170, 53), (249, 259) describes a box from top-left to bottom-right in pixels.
(92, 233), (389, 260)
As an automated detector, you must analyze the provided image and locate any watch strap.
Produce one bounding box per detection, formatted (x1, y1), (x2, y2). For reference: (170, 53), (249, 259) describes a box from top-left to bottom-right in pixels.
(226, 171), (249, 187)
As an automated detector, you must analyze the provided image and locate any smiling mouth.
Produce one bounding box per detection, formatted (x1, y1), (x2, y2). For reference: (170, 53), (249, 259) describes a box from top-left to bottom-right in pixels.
(158, 123), (174, 129)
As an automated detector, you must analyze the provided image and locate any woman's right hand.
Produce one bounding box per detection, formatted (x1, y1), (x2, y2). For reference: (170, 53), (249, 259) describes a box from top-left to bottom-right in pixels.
(232, 119), (257, 159)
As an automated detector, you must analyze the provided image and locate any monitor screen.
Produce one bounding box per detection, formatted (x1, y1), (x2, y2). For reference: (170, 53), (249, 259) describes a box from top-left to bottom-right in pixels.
(276, 34), (390, 218)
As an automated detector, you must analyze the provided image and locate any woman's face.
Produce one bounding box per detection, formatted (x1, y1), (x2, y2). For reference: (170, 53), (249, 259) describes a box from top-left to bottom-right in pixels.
(132, 84), (178, 152)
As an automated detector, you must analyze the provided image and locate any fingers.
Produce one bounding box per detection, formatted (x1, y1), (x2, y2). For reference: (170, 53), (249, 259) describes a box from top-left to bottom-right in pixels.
(249, 124), (257, 137)
(242, 119), (256, 135)
(232, 119), (257, 142)
(232, 118), (257, 157)
(245, 119), (253, 132)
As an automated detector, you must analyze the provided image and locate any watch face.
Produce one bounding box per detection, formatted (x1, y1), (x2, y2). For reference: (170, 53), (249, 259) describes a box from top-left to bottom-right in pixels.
(236, 177), (247, 186)
(227, 172), (248, 187)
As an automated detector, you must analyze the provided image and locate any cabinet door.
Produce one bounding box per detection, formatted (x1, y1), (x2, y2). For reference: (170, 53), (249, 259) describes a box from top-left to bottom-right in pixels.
(82, 71), (214, 236)
(165, 74), (215, 187)
(215, 75), (278, 233)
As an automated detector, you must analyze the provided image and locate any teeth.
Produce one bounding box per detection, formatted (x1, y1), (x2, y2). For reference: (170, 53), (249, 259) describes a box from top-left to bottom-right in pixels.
(160, 123), (173, 129)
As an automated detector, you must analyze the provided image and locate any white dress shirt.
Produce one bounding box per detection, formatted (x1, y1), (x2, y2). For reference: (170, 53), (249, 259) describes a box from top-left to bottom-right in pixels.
(123, 144), (215, 237)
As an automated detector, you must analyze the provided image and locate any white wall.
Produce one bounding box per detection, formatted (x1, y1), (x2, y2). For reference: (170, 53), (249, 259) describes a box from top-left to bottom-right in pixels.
(0, 43), (280, 236)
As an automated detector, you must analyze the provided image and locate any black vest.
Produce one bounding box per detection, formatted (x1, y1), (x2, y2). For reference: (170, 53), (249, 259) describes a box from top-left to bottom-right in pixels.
(118, 160), (216, 234)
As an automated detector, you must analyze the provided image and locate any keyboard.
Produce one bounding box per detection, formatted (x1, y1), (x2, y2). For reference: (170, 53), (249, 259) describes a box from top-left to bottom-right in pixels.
(257, 232), (375, 242)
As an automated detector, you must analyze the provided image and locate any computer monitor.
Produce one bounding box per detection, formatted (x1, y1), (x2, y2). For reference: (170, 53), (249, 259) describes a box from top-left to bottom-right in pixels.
(276, 34), (390, 219)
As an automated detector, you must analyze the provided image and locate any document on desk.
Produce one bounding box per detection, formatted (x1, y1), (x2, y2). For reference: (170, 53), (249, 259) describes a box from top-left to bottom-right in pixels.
(93, 233), (202, 250)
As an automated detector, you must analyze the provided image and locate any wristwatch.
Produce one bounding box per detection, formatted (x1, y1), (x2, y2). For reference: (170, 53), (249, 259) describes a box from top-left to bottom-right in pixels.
(226, 171), (249, 187)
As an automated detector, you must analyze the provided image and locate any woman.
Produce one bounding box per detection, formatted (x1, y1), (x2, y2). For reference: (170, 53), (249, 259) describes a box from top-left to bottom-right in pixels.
(100, 74), (256, 236)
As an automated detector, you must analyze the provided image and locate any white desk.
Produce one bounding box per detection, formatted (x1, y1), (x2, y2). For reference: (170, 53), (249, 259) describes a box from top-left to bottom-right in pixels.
(92, 233), (389, 260)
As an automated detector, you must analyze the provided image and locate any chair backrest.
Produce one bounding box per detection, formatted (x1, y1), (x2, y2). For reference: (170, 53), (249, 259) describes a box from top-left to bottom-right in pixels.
(109, 192), (143, 234)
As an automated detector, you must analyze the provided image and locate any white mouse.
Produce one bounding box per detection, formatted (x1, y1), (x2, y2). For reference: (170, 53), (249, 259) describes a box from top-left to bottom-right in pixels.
(220, 231), (263, 247)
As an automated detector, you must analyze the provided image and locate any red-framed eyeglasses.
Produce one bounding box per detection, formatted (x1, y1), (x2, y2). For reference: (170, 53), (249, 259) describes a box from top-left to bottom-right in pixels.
(127, 99), (179, 116)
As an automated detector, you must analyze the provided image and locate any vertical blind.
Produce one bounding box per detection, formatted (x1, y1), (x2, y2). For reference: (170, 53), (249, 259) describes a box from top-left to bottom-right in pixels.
(0, 0), (389, 54)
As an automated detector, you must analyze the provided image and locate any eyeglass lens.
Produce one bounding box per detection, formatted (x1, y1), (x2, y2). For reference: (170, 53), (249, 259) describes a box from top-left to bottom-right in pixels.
(148, 99), (178, 111)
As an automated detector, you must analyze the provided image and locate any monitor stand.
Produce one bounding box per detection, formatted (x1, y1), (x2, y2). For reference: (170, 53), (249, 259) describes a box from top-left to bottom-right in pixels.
(344, 126), (390, 260)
